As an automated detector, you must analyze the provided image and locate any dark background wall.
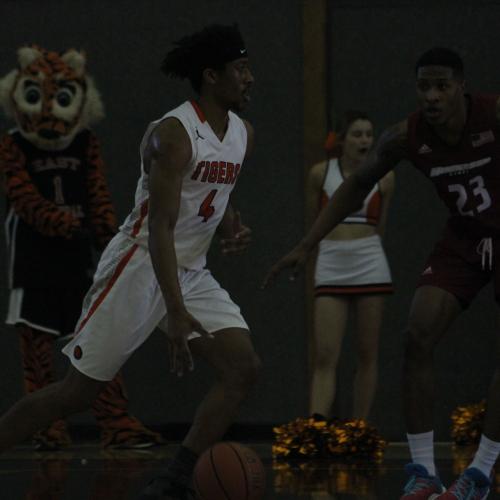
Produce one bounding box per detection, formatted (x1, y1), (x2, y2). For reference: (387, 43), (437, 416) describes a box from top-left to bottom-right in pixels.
(0, 0), (499, 444)
(0, 0), (306, 430)
(328, 0), (500, 439)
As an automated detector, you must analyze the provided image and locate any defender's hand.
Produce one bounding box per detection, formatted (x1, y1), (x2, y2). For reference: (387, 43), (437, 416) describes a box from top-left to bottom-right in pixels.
(166, 309), (212, 377)
(261, 245), (309, 289)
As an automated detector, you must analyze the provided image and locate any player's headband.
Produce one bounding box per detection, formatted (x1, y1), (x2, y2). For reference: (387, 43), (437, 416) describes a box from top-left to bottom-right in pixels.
(214, 45), (248, 66)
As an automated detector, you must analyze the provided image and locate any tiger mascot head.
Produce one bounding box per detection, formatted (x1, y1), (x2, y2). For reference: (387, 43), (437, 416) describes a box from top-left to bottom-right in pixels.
(0, 45), (104, 151)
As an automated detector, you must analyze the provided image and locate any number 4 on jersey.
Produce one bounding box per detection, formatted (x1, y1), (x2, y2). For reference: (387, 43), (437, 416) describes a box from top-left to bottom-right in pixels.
(198, 189), (218, 222)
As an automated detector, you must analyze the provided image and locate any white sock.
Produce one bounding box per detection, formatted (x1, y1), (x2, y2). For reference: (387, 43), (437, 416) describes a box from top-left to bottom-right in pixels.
(469, 434), (500, 478)
(407, 431), (436, 476)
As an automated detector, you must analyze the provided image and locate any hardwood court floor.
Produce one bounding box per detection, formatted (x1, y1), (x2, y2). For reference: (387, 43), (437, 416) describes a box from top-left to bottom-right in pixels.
(1, 442), (499, 499)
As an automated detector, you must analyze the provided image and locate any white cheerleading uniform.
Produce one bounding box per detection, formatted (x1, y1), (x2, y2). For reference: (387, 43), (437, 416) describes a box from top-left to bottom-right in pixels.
(320, 158), (381, 225)
(62, 101), (249, 381)
(314, 158), (393, 296)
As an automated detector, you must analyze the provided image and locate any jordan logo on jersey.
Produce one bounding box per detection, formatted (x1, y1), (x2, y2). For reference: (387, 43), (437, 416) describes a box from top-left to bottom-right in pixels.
(191, 160), (241, 185)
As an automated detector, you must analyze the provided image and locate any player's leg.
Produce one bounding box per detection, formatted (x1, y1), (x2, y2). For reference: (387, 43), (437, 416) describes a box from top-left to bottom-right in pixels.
(139, 270), (260, 500)
(309, 296), (349, 417)
(404, 286), (461, 435)
(400, 285), (461, 499)
(186, 328), (260, 452)
(439, 291), (500, 498)
(0, 365), (104, 452)
(352, 294), (385, 420)
(139, 328), (260, 500)
(429, 313), (497, 500)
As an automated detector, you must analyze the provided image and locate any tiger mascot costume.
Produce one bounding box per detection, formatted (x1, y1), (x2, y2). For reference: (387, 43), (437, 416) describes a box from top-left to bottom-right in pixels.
(0, 46), (164, 450)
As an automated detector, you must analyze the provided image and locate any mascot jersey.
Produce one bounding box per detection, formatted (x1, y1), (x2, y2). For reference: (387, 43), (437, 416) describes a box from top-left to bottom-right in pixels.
(5, 129), (95, 288)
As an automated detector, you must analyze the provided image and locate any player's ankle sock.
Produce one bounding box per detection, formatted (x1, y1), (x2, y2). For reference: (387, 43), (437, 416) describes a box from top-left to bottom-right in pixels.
(407, 430), (436, 476)
(469, 434), (500, 478)
(166, 445), (199, 487)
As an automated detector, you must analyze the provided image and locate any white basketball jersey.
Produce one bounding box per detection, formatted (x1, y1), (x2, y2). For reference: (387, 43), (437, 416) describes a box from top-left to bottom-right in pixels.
(120, 100), (248, 270)
(321, 158), (381, 225)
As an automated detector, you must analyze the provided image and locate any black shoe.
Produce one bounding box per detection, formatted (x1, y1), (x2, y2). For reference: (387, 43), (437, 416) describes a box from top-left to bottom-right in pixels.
(138, 476), (195, 500)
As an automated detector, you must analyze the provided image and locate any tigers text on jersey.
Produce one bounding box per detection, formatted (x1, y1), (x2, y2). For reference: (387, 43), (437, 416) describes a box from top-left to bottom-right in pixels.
(320, 157), (381, 225)
(407, 94), (500, 236)
(120, 100), (248, 270)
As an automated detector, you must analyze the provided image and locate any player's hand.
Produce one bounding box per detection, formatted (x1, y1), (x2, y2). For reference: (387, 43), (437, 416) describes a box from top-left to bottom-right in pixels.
(261, 244), (309, 289)
(165, 308), (213, 377)
(220, 211), (252, 256)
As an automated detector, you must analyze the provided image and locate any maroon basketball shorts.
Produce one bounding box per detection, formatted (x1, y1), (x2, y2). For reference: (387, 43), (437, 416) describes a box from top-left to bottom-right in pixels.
(417, 227), (498, 307)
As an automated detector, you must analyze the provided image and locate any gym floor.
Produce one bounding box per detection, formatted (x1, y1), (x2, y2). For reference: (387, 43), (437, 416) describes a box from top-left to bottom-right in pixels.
(1, 442), (499, 499)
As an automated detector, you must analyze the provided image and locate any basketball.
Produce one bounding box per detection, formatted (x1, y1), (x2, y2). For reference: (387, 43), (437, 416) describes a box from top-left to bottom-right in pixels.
(193, 442), (266, 500)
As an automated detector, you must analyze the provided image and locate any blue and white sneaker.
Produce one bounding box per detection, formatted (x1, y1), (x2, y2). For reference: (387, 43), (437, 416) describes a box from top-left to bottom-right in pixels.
(435, 467), (490, 499)
(400, 463), (446, 499)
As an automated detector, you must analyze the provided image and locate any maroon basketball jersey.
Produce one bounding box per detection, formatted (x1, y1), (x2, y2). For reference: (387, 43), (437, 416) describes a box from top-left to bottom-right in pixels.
(407, 94), (500, 236)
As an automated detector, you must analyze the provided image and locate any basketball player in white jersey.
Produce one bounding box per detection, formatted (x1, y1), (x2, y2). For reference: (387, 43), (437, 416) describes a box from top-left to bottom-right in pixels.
(307, 111), (394, 421)
(0, 24), (259, 500)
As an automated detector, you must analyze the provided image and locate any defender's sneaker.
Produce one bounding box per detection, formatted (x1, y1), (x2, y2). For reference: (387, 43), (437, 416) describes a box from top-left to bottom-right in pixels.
(400, 463), (446, 499)
(435, 467), (490, 500)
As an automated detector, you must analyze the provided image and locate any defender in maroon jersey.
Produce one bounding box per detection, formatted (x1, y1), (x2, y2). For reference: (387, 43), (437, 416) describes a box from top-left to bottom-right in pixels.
(264, 48), (497, 499)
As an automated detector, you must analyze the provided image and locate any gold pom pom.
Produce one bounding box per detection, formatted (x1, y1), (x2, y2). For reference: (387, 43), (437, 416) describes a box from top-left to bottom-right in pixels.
(272, 416), (386, 461)
(451, 400), (485, 446)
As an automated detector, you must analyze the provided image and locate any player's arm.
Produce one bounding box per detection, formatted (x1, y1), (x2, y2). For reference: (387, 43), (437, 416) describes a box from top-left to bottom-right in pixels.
(263, 120), (408, 286)
(216, 119), (255, 255)
(146, 118), (210, 376)
(376, 170), (395, 238)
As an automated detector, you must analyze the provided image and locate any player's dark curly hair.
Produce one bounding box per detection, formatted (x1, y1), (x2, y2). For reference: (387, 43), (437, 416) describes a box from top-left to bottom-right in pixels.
(415, 47), (464, 79)
(161, 24), (246, 93)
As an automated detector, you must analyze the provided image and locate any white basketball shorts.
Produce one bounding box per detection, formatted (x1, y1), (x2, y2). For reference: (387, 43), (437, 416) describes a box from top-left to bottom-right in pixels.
(62, 232), (249, 381)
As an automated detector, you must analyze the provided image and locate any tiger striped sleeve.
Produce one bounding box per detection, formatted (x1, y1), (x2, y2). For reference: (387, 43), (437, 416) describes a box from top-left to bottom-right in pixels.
(0, 133), (81, 238)
(85, 132), (117, 249)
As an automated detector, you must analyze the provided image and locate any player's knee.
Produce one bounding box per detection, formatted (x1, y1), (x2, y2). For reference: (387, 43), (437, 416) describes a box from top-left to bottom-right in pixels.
(57, 389), (92, 417)
(404, 323), (435, 358)
(238, 352), (262, 389)
(57, 379), (102, 417)
(223, 352), (261, 393)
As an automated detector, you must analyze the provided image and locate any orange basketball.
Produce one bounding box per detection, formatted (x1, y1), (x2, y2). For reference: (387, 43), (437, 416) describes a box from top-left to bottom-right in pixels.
(193, 442), (266, 500)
